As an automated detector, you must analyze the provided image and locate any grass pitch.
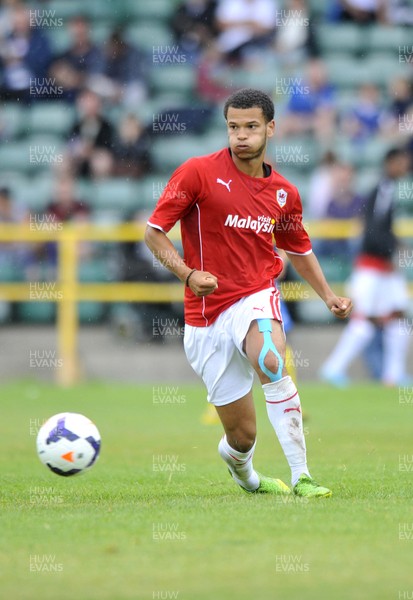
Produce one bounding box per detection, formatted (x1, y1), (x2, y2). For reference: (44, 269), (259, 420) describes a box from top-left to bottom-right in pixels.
(1, 380), (412, 600)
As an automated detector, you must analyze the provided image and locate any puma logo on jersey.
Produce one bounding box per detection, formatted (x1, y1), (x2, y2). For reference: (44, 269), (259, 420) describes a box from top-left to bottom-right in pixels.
(217, 178), (232, 192)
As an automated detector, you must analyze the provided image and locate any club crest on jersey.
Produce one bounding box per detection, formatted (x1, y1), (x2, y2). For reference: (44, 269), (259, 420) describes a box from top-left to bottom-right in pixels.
(276, 188), (287, 208)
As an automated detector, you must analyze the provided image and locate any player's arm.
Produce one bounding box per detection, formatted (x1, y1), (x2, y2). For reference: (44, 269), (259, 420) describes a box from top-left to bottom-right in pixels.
(144, 226), (218, 297)
(276, 187), (352, 319)
(287, 251), (353, 319)
(144, 159), (217, 297)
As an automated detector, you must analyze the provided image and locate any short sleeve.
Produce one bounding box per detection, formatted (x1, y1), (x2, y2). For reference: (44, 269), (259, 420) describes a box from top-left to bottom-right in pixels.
(273, 188), (312, 255)
(147, 158), (202, 233)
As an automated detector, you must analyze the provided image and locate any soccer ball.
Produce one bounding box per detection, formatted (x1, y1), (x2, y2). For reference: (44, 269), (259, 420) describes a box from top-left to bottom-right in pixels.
(36, 412), (101, 477)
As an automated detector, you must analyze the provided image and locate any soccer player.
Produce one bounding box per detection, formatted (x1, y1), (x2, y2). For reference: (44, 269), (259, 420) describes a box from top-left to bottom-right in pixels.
(320, 147), (411, 387)
(145, 89), (352, 498)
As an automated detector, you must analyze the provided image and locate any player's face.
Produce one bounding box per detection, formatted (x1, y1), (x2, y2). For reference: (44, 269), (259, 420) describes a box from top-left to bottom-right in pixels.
(226, 107), (275, 162)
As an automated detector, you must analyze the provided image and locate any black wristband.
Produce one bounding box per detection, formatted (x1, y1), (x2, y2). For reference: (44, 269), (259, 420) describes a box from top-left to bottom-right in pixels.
(185, 269), (197, 287)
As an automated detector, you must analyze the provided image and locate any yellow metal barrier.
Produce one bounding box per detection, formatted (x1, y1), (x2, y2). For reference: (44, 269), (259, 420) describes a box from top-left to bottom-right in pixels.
(0, 220), (412, 385)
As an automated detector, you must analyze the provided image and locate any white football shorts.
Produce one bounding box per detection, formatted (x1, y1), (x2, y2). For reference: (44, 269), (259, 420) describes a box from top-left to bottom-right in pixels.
(349, 267), (408, 317)
(184, 287), (282, 406)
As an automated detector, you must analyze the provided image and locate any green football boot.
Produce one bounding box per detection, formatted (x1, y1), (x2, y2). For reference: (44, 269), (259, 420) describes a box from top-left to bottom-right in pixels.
(293, 474), (332, 498)
(229, 470), (291, 495)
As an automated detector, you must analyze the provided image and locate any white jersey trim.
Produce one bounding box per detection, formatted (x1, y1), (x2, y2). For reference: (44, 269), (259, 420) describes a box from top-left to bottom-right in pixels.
(146, 221), (165, 233)
(284, 249), (313, 256)
(196, 203), (209, 326)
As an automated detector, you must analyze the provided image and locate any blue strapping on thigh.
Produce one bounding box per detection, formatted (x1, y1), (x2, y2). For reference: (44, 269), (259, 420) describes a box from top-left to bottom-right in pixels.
(257, 318), (283, 382)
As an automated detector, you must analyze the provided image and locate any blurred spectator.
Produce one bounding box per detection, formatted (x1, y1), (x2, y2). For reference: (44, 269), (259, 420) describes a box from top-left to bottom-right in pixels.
(89, 148), (114, 180)
(89, 28), (148, 108)
(215, 0), (277, 62)
(385, 102), (413, 163)
(0, 186), (12, 223)
(277, 59), (336, 141)
(197, 45), (235, 103)
(113, 114), (152, 179)
(307, 150), (338, 219)
(0, 0), (15, 38)
(46, 175), (90, 223)
(38, 175), (93, 271)
(0, 186), (28, 265)
(316, 163), (363, 259)
(381, 77), (413, 139)
(0, 186), (23, 223)
(171, 0), (218, 58)
(326, 163), (363, 219)
(0, 185), (43, 301)
(320, 148), (412, 387)
(384, 0), (413, 25)
(0, 2), (52, 102)
(48, 15), (103, 102)
(389, 78), (413, 119)
(335, 0), (384, 23)
(153, 104), (214, 135)
(340, 83), (384, 143)
(274, 0), (319, 66)
(120, 210), (176, 283)
(116, 210), (183, 342)
(0, 184), (25, 320)
(68, 88), (114, 178)
(400, 103), (413, 142)
(406, 135), (413, 170)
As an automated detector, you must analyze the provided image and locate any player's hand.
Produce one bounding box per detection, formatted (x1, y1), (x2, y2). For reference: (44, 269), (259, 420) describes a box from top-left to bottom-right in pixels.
(326, 296), (353, 320)
(188, 270), (218, 297)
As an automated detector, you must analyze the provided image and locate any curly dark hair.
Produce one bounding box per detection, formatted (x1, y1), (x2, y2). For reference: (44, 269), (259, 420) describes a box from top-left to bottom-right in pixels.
(223, 88), (274, 123)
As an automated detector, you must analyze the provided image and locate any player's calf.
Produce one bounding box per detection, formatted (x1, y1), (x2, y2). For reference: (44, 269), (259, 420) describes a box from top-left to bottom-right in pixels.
(263, 375), (310, 486)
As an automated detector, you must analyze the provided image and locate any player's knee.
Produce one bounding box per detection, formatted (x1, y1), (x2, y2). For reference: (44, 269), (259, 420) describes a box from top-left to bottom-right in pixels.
(257, 350), (285, 383)
(255, 320), (285, 383)
(263, 352), (282, 379)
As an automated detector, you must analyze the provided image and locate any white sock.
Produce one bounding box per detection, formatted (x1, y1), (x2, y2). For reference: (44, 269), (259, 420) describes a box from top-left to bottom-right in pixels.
(218, 435), (260, 491)
(263, 375), (309, 486)
(382, 319), (410, 384)
(322, 319), (376, 376)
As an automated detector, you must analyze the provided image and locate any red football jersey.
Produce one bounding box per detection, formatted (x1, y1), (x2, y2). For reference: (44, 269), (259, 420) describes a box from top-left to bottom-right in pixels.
(148, 148), (312, 326)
